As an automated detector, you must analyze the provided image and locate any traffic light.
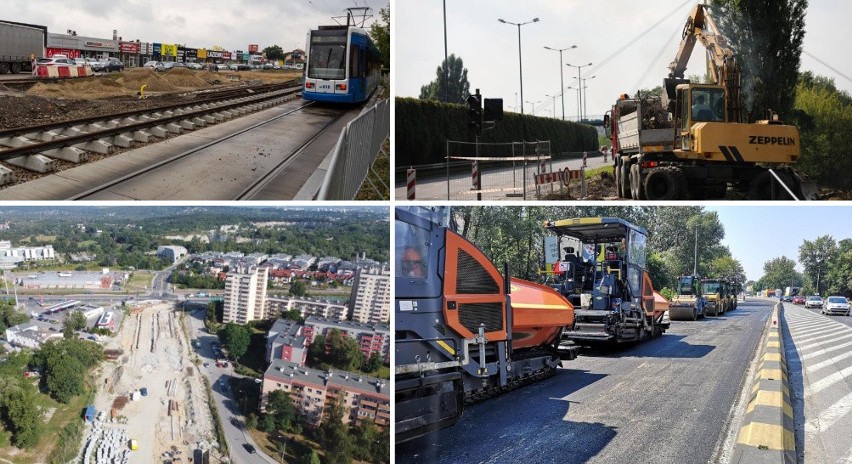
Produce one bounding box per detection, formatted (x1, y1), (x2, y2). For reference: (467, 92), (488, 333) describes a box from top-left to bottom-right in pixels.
(483, 98), (503, 121)
(467, 90), (482, 133)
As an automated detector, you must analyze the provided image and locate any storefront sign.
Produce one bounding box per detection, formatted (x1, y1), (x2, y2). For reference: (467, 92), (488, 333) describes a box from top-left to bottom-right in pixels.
(119, 41), (140, 53)
(161, 44), (177, 57)
(46, 48), (81, 59)
(248, 44), (258, 53)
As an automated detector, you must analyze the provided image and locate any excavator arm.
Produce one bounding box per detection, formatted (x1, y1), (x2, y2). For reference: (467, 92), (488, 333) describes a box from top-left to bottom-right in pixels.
(665, 4), (742, 122)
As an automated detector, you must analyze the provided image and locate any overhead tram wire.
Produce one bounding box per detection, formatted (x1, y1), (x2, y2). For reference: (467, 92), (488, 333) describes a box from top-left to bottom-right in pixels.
(633, 19), (682, 92)
(587, 0), (694, 77)
(802, 49), (852, 85)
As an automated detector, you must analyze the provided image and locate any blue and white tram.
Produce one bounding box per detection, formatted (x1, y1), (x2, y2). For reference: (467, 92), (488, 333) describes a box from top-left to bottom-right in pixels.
(303, 25), (381, 104)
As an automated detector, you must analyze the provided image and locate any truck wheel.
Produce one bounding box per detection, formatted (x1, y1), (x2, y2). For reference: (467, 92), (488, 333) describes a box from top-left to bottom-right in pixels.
(11, 62), (22, 74)
(643, 167), (684, 200)
(0, 63), (9, 74)
(619, 161), (630, 198)
(747, 171), (795, 200)
(614, 159), (622, 197)
(630, 164), (646, 200)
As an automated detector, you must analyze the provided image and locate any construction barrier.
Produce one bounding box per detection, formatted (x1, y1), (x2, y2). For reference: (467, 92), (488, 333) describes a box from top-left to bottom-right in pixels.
(732, 302), (795, 463)
(406, 169), (416, 200)
(34, 65), (92, 79)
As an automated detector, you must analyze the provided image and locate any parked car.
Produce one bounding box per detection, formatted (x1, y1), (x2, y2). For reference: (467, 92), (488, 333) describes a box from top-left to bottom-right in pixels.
(805, 295), (824, 309)
(143, 60), (165, 72)
(217, 64), (228, 71)
(92, 58), (124, 72)
(792, 295), (806, 305)
(242, 444), (256, 454)
(823, 296), (850, 316)
(186, 62), (202, 70)
(36, 57), (75, 66)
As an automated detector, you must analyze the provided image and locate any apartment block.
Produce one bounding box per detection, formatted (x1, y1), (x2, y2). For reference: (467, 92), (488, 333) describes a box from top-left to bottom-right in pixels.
(223, 267), (269, 324)
(348, 267), (390, 323)
(262, 359), (389, 429)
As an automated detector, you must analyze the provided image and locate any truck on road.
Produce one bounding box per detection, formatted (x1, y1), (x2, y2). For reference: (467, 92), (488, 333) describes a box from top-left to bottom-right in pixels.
(0, 20), (47, 74)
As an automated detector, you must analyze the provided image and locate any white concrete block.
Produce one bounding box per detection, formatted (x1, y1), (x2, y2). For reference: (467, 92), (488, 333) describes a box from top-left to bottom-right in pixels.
(42, 146), (88, 163)
(179, 120), (195, 130)
(190, 117), (207, 127)
(111, 134), (133, 148)
(0, 165), (15, 185)
(132, 131), (151, 143)
(5, 154), (54, 173)
(165, 123), (182, 134)
(148, 126), (168, 137)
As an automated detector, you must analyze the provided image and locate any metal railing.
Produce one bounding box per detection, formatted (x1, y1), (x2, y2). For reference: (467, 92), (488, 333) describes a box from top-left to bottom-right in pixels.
(317, 98), (390, 200)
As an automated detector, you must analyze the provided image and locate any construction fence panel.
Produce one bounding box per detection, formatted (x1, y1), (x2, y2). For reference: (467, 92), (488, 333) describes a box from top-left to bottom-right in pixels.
(317, 99), (390, 200)
(445, 141), (556, 201)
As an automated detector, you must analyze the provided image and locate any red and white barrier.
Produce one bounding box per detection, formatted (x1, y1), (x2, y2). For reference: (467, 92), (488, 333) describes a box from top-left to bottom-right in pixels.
(34, 65), (92, 79)
(406, 168), (416, 200)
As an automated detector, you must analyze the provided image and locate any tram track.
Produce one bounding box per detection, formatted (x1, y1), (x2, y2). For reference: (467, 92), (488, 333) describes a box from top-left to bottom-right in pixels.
(67, 101), (349, 200)
(0, 82), (301, 189)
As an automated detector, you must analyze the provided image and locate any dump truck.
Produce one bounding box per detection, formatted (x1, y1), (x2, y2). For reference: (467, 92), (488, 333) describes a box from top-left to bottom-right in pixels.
(395, 206), (580, 443)
(542, 217), (670, 343)
(669, 275), (707, 321)
(604, 4), (809, 200)
(0, 20), (47, 74)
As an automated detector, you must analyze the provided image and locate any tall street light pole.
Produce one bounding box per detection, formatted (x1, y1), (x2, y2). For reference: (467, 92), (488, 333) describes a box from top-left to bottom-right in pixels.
(545, 94), (557, 118)
(544, 45), (577, 121)
(443, 0), (449, 103)
(525, 100), (538, 116)
(499, 17), (540, 115)
(567, 62), (592, 120)
(575, 75), (596, 121)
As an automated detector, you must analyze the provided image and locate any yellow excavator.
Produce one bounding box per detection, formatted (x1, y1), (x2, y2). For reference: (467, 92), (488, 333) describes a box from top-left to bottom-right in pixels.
(605, 3), (810, 200)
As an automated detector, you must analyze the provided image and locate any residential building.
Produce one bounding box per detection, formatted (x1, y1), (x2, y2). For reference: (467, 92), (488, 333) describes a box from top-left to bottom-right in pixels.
(303, 316), (390, 362)
(348, 267), (390, 323)
(267, 297), (348, 321)
(0, 241), (56, 269)
(157, 245), (188, 264)
(266, 319), (308, 365)
(262, 359), (389, 429)
(223, 267), (269, 324)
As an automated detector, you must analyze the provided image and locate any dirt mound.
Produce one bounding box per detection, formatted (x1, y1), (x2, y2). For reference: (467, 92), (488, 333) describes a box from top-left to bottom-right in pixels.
(162, 68), (210, 88)
(26, 76), (129, 99)
(119, 68), (176, 92)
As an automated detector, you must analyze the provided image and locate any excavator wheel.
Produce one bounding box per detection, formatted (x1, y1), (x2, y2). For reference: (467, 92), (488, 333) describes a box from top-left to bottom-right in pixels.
(747, 170), (796, 200)
(643, 167), (686, 201)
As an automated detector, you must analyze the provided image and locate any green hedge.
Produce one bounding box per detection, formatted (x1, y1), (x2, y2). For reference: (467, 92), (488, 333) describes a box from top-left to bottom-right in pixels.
(395, 97), (599, 167)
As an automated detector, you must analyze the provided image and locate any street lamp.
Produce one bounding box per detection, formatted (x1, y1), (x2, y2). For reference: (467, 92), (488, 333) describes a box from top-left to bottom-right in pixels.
(574, 75), (596, 121)
(544, 45), (577, 120)
(442, 0), (449, 103)
(567, 62), (593, 120)
(525, 100), (540, 116)
(499, 17), (540, 115)
(545, 94), (558, 118)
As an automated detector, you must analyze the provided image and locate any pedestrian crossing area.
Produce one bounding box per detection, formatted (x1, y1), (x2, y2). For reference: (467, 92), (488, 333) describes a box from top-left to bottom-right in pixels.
(784, 304), (852, 463)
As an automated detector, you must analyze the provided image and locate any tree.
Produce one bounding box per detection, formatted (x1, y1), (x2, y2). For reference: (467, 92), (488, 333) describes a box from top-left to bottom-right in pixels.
(265, 390), (296, 432)
(68, 311), (87, 331)
(363, 352), (383, 373)
(369, 5), (390, 67)
(262, 45), (285, 62)
(826, 239), (852, 297)
(709, 0), (807, 120)
(289, 280), (306, 297)
(317, 399), (352, 464)
(758, 256), (800, 291)
(45, 356), (85, 403)
(307, 450), (321, 464)
(793, 72), (852, 189)
(2, 387), (42, 449)
(419, 54), (471, 104)
(799, 235), (837, 296)
(219, 323), (251, 361)
(326, 329), (364, 371)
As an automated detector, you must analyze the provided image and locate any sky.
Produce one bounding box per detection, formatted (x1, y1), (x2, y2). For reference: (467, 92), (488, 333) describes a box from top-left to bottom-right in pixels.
(395, 0), (852, 119)
(1, 0), (386, 54)
(706, 205), (852, 283)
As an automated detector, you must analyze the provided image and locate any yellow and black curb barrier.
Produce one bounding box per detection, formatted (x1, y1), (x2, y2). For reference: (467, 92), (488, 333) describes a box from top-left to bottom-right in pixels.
(732, 302), (796, 463)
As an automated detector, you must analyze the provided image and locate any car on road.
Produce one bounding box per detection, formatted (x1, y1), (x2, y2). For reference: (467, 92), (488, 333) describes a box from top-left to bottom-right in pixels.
(203, 362), (209, 367)
(805, 295), (824, 309)
(792, 295), (806, 305)
(781, 295), (793, 302)
(823, 296), (850, 316)
(231, 417), (242, 428)
(242, 444), (256, 454)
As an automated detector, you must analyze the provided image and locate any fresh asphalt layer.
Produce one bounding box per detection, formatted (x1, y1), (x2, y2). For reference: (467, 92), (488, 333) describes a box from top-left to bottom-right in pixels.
(397, 298), (776, 464)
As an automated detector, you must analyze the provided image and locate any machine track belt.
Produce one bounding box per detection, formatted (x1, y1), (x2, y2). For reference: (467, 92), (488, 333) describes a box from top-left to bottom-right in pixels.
(463, 349), (560, 405)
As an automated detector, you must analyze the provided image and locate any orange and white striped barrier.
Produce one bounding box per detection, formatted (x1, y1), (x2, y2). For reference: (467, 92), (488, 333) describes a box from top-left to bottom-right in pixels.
(34, 65), (92, 79)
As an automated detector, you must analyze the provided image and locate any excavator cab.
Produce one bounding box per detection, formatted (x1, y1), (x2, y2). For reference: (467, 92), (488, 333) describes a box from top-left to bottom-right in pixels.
(674, 84), (728, 150)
